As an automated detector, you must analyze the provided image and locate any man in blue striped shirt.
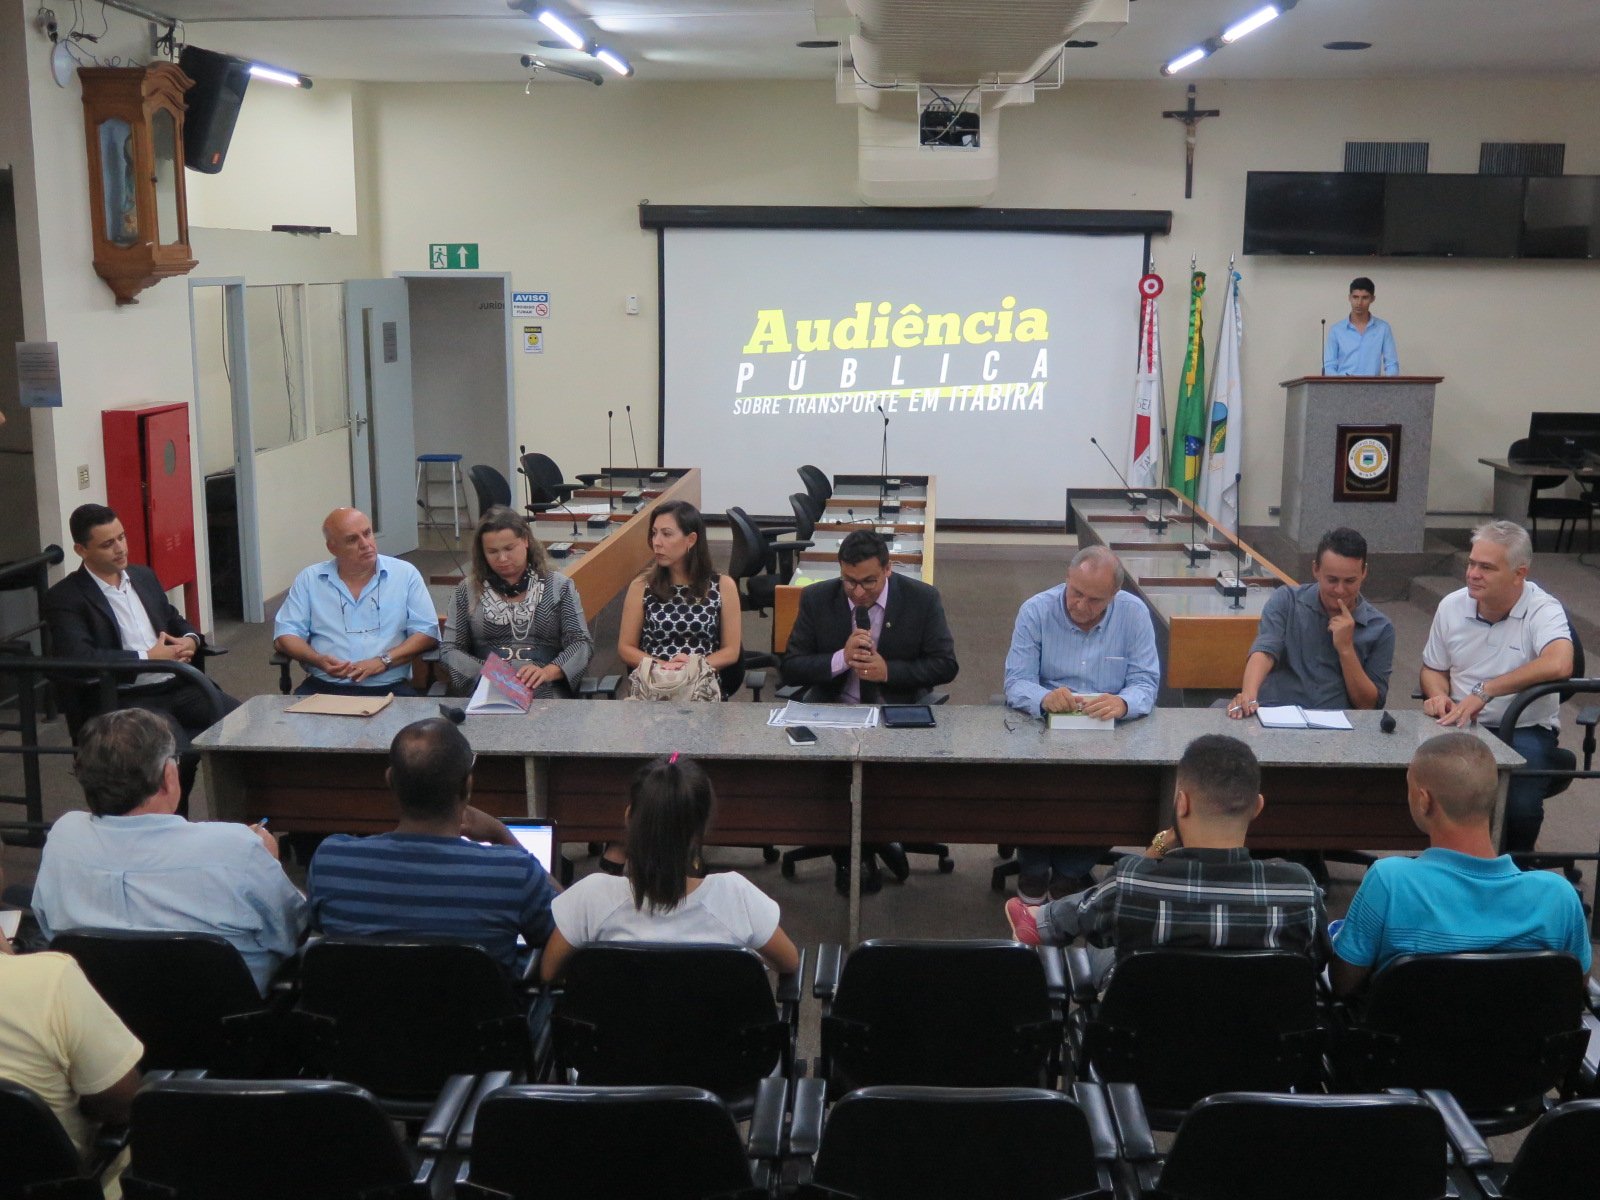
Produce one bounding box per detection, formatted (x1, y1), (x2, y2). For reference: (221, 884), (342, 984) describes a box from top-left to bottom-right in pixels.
(1003, 545), (1162, 902)
(306, 718), (559, 972)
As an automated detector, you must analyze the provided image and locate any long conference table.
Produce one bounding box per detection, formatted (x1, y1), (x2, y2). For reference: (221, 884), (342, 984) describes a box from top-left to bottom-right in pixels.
(196, 697), (1523, 945)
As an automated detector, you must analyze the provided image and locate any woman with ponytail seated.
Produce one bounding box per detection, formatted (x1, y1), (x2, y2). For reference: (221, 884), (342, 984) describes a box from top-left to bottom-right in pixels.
(539, 756), (800, 980)
(444, 506), (592, 698)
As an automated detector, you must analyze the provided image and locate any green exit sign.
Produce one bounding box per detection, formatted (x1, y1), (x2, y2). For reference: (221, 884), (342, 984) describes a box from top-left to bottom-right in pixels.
(428, 243), (479, 270)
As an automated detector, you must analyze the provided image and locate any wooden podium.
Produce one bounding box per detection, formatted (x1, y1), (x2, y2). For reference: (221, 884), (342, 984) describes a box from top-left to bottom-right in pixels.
(1278, 376), (1443, 554)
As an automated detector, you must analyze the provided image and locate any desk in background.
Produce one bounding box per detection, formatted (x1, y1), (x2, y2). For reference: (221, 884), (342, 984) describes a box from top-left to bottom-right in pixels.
(197, 697), (1520, 944)
(773, 474), (936, 653)
(1477, 457), (1600, 525)
(1068, 489), (1295, 701)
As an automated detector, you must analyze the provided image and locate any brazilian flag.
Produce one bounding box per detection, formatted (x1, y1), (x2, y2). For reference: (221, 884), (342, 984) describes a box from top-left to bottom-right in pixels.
(1168, 270), (1207, 501)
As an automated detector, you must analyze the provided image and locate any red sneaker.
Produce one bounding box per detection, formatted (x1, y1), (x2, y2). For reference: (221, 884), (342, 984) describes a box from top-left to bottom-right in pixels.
(1004, 896), (1041, 946)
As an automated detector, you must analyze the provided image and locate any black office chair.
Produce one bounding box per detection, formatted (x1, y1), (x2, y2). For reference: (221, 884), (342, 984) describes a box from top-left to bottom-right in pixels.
(1510, 436), (1592, 551)
(726, 506), (811, 616)
(1331, 951), (1595, 1135)
(1066, 948), (1325, 1127)
(797, 464), (831, 511)
(120, 1078), (439, 1200)
(789, 1083), (1121, 1200)
(1448, 1097), (1600, 1200)
(1115, 1090), (1454, 1200)
(468, 463), (514, 521)
(0, 1079), (110, 1199)
(517, 450), (582, 514)
(455, 1084), (786, 1200)
(790, 491), (823, 540)
(812, 939), (1066, 1097)
(545, 943), (804, 1120)
(288, 938), (535, 1127)
(50, 928), (280, 1076)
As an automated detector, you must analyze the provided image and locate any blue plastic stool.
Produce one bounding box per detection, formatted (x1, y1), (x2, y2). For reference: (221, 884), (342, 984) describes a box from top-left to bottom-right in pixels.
(415, 453), (468, 538)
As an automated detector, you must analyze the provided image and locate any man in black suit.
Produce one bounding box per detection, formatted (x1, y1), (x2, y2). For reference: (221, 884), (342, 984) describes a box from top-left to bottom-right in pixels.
(44, 504), (239, 808)
(782, 529), (958, 705)
(781, 529), (959, 893)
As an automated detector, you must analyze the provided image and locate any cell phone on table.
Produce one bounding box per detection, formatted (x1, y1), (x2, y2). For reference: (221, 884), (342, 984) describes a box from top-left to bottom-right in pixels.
(786, 726), (818, 747)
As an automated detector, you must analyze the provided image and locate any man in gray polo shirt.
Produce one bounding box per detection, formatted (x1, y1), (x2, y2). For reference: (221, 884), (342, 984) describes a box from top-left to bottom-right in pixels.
(1229, 527), (1394, 719)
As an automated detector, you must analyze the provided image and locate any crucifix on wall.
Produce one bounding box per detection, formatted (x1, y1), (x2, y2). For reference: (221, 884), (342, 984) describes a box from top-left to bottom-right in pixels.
(1162, 84), (1220, 200)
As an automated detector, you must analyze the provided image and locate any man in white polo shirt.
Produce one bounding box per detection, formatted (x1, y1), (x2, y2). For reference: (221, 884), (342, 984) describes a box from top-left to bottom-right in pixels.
(1419, 520), (1573, 853)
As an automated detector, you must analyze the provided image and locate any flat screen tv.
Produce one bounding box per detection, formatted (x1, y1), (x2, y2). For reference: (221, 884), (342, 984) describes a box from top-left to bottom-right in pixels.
(1522, 176), (1600, 258)
(1381, 174), (1523, 257)
(1244, 172), (1385, 255)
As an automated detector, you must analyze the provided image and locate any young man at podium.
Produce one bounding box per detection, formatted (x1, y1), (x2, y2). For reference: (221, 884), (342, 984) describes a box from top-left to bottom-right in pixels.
(1323, 276), (1400, 376)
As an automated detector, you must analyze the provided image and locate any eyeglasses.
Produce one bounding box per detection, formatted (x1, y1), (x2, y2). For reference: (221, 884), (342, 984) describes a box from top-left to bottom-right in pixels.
(339, 589), (382, 634)
(840, 574), (882, 594)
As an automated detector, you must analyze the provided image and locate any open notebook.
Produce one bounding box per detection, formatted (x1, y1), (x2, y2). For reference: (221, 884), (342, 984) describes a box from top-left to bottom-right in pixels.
(1255, 706), (1353, 730)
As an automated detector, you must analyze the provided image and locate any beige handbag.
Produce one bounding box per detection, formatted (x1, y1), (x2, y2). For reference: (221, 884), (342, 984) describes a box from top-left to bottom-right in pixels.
(627, 654), (723, 703)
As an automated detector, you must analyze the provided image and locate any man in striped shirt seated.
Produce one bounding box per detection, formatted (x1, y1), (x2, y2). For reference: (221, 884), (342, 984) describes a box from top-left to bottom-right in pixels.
(1004, 734), (1324, 987)
(1330, 732), (1590, 996)
(306, 717), (559, 972)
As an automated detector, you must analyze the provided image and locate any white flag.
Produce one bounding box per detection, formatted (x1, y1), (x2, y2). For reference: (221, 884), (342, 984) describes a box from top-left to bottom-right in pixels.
(1201, 267), (1243, 527)
(1126, 278), (1164, 489)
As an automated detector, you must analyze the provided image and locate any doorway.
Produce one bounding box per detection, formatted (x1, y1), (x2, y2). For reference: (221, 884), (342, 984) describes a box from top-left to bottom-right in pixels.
(400, 272), (518, 547)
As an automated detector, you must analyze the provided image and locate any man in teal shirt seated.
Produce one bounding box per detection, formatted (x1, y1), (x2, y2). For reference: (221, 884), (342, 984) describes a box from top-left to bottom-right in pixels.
(1331, 732), (1589, 995)
(1323, 276), (1400, 376)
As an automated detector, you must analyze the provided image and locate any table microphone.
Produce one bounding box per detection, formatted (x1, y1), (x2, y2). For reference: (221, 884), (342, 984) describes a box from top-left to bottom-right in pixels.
(1088, 436), (1147, 511)
(626, 404), (641, 475)
(1319, 319), (1326, 376)
(606, 410), (615, 514)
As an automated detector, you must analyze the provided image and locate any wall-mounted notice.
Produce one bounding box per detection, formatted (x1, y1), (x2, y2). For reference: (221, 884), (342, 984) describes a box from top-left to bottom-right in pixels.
(17, 342), (63, 408)
(512, 291), (551, 319)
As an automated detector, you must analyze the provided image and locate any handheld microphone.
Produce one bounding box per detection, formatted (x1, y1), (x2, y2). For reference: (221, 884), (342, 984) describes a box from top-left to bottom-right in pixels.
(1319, 319), (1327, 376)
(1088, 436), (1147, 511)
(606, 410), (615, 514)
(854, 605), (873, 632)
(853, 605), (879, 703)
(1379, 710), (1397, 734)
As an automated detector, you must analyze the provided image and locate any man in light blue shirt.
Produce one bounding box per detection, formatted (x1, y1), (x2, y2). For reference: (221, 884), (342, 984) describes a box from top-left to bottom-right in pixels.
(1331, 732), (1589, 996)
(1003, 545), (1161, 901)
(273, 508), (440, 695)
(33, 708), (307, 994)
(1323, 276), (1399, 376)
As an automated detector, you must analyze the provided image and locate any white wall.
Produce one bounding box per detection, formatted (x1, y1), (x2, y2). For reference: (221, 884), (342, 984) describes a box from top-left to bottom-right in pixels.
(365, 75), (1600, 522)
(255, 429), (352, 594)
(187, 80), (359, 235)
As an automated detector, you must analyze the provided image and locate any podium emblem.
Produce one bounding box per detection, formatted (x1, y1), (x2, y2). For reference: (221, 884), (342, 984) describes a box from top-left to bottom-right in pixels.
(1335, 424), (1402, 502)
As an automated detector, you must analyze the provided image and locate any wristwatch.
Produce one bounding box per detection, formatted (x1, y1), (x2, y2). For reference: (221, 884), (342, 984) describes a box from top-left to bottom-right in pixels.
(379, 652), (393, 668)
(1469, 681), (1488, 701)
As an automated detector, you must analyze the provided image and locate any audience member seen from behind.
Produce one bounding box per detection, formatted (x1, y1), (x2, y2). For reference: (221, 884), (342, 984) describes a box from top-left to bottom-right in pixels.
(1331, 732), (1590, 997)
(541, 756), (801, 981)
(0, 876), (143, 1165)
(1004, 735), (1324, 989)
(1418, 520), (1574, 853)
(443, 506), (592, 698)
(32, 708), (306, 994)
(272, 507), (440, 696)
(307, 717), (559, 973)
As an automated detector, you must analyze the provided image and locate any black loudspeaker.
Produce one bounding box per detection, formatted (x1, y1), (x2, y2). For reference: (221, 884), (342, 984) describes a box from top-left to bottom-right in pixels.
(179, 46), (250, 174)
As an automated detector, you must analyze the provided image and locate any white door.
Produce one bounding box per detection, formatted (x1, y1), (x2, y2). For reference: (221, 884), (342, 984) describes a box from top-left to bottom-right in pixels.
(344, 279), (418, 556)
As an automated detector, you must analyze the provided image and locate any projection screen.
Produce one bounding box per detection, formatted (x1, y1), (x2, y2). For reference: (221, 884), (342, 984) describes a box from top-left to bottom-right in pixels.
(660, 226), (1148, 522)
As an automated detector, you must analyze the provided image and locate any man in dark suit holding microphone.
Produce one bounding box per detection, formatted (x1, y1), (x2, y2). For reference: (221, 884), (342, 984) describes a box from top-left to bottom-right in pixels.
(781, 529), (959, 893)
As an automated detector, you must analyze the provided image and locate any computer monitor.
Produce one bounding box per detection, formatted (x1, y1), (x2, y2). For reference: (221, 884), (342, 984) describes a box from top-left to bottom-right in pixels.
(500, 818), (556, 875)
(1527, 412), (1600, 462)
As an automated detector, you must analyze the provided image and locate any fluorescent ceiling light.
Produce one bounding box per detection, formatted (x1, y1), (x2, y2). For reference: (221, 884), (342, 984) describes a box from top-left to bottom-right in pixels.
(1221, 5), (1280, 44)
(1162, 46), (1208, 75)
(537, 10), (587, 50)
(595, 47), (632, 76)
(248, 62), (308, 88)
